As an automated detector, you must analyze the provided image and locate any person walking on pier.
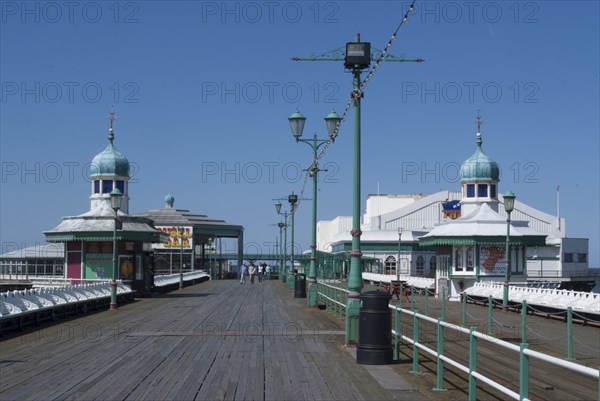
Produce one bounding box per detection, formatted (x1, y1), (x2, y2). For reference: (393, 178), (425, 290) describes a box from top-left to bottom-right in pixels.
(249, 262), (256, 284)
(239, 263), (248, 284)
(265, 264), (271, 280)
(257, 263), (264, 283)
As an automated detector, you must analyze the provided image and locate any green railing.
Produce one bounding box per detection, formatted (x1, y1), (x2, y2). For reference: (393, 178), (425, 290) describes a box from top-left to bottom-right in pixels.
(314, 284), (599, 401)
(390, 301), (600, 401)
(316, 281), (348, 321)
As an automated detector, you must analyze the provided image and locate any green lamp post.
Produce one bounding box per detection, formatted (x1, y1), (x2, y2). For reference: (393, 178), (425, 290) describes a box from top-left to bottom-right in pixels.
(288, 109), (342, 307)
(345, 35), (372, 343)
(275, 201), (290, 283)
(397, 227), (403, 282)
(278, 222), (285, 277)
(109, 187), (123, 311)
(288, 192), (299, 289)
(502, 191), (516, 312)
(179, 227), (184, 289)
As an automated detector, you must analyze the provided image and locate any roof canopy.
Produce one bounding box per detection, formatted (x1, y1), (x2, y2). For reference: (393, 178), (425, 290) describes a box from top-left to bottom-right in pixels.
(419, 204), (546, 247)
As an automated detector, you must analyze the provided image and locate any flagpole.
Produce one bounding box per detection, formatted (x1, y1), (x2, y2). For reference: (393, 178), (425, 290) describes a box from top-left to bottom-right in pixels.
(557, 185), (561, 232)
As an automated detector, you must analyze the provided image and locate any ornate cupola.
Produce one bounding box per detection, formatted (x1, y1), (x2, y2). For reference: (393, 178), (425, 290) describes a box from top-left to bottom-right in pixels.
(89, 110), (131, 213)
(460, 113), (500, 215)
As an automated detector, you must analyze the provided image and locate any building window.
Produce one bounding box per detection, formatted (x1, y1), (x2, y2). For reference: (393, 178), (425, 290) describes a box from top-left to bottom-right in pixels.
(477, 184), (488, 198)
(490, 184), (497, 198)
(577, 253), (587, 263)
(102, 180), (113, 194)
(93, 180), (100, 194)
(416, 256), (424, 272)
(116, 180), (125, 193)
(466, 184), (475, 198)
(563, 253), (574, 263)
(455, 247), (463, 271)
(466, 247), (474, 271)
(384, 256), (397, 272)
(430, 256), (437, 270)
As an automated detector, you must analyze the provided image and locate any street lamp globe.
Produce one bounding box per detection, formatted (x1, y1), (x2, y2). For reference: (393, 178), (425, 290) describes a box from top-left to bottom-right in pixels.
(324, 110), (342, 141)
(503, 191), (516, 213)
(110, 188), (123, 211)
(275, 200), (282, 214)
(288, 110), (306, 141)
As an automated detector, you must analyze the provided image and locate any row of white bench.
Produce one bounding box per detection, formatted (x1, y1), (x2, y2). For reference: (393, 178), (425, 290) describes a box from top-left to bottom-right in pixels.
(362, 273), (435, 290)
(0, 281), (133, 318)
(464, 282), (600, 314)
(153, 271), (209, 287)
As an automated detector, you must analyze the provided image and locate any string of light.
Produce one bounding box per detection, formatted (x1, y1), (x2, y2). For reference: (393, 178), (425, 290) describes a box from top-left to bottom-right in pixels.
(293, 0), (417, 214)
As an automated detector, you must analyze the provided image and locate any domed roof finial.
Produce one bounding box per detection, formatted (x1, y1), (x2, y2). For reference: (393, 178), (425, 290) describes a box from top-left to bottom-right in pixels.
(90, 109), (130, 178)
(460, 111), (499, 182)
(108, 107), (116, 144)
(165, 193), (175, 208)
(475, 110), (483, 146)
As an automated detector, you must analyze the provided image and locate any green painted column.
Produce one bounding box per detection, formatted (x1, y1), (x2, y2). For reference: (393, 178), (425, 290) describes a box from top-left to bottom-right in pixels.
(282, 215), (288, 283)
(308, 135), (319, 307)
(346, 52), (364, 344)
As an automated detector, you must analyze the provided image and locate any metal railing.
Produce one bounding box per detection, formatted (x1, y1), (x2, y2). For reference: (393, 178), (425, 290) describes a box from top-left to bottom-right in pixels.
(314, 283), (600, 400)
(390, 302), (600, 401)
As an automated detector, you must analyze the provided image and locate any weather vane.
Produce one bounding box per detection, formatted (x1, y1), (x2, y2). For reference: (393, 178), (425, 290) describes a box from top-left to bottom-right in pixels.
(109, 107), (116, 130)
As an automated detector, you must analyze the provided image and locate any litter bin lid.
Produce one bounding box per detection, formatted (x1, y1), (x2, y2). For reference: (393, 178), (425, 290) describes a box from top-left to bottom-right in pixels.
(360, 290), (391, 300)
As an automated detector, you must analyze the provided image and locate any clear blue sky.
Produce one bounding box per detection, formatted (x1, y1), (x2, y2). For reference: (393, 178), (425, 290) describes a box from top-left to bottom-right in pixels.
(1, 1), (599, 266)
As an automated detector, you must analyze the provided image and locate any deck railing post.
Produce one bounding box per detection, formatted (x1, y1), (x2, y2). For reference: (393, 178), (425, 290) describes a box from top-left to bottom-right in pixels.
(394, 306), (400, 361)
(567, 306), (573, 361)
(462, 292), (467, 327)
(519, 342), (529, 400)
(411, 285), (415, 311)
(433, 318), (447, 392)
(521, 300), (527, 343)
(425, 289), (429, 315)
(442, 287), (446, 321)
(468, 326), (477, 401)
(399, 282), (404, 310)
(488, 295), (493, 335)
(410, 312), (420, 374)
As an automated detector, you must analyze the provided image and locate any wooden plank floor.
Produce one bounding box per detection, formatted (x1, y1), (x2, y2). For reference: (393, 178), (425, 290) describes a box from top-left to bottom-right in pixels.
(0, 280), (428, 401)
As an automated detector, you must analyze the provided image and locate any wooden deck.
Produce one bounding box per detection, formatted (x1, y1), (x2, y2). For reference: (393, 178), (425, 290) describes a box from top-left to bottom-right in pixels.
(0, 280), (431, 401)
(1, 279), (598, 401)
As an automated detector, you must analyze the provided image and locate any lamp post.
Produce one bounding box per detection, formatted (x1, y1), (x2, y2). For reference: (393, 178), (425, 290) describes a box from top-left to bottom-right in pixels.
(288, 109), (342, 307)
(275, 201), (290, 283)
(502, 191), (516, 312)
(345, 35), (372, 343)
(288, 192), (298, 284)
(278, 222), (285, 277)
(109, 187), (123, 311)
(179, 227), (184, 289)
(397, 227), (403, 282)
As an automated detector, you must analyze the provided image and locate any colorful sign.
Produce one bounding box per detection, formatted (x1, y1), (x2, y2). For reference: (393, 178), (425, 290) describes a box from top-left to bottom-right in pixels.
(442, 200), (461, 219)
(85, 253), (112, 279)
(154, 226), (193, 250)
(479, 246), (506, 275)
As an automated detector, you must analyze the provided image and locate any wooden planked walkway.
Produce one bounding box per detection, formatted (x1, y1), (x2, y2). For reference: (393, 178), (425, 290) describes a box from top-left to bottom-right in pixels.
(0, 279), (431, 401)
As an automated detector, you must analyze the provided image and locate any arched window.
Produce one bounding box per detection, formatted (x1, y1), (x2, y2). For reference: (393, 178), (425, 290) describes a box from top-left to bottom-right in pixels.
(466, 247), (474, 271)
(455, 247), (463, 271)
(430, 256), (437, 270)
(416, 256), (424, 272)
(384, 256), (397, 272)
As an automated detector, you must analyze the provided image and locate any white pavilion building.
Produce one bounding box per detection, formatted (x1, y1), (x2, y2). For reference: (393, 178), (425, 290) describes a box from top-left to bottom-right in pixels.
(317, 116), (593, 294)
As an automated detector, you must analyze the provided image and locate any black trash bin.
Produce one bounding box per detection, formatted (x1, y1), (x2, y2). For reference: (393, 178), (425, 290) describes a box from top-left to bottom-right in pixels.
(356, 291), (392, 365)
(294, 273), (306, 298)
